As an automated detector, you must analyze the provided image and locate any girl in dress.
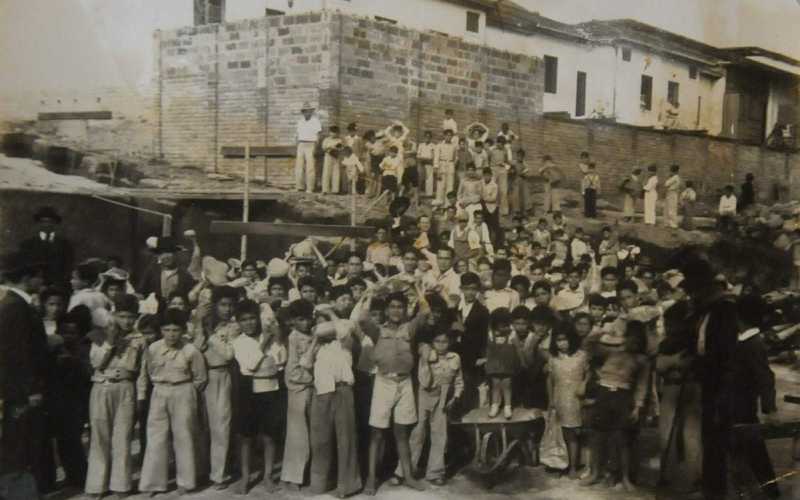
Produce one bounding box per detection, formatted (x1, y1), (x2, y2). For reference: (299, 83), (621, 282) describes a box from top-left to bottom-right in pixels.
(483, 308), (524, 419)
(548, 321), (589, 479)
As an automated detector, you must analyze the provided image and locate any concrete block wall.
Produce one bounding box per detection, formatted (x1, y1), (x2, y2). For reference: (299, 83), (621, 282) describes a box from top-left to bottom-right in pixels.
(156, 10), (797, 204)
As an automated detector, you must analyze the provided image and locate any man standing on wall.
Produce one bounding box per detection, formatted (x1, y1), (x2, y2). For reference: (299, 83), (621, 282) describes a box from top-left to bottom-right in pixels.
(295, 102), (323, 193)
(19, 207), (74, 287)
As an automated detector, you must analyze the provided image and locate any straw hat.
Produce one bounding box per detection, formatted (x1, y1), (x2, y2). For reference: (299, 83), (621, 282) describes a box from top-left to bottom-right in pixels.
(202, 256), (230, 287)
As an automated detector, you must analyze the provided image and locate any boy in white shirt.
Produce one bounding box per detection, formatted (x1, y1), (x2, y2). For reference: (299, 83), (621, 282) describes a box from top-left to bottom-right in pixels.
(718, 184), (738, 233)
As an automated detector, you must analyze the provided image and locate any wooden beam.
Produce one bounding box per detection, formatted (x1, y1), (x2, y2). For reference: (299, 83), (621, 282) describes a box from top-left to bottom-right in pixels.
(220, 145), (295, 159)
(38, 111), (113, 121)
(732, 421), (800, 440)
(210, 221), (375, 238)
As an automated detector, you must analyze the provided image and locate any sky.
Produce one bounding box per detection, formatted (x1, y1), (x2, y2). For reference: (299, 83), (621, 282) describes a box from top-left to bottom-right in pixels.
(0, 0), (798, 96)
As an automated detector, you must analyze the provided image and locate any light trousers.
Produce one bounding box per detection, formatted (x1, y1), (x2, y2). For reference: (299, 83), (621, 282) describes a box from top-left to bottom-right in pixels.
(395, 389), (448, 481)
(139, 383), (199, 492)
(294, 143), (316, 192)
(85, 381), (135, 494)
(200, 368), (231, 484)
(280, 388), (312, 485)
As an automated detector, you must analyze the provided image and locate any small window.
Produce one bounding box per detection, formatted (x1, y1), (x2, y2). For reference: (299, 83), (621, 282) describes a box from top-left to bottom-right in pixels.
(374, 15), (398, 25)
(689, 65), (698, 79)
(466, 11), (480, 33)
(668, 81), (680, 106)
(265, 8), (284, 16)
(640, 75), (653, 111)
(544, 55), (558, 94)
(622, 47), (632, 61)
(576, 71), (587, 117)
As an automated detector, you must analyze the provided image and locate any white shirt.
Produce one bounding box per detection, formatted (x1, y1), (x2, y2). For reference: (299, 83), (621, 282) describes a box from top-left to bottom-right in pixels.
(296, 116), (322, 142)
(314, 340), (355, 395)
(39, 232), (55, 242)
(484, 288), (520, 312)
(233, 334), (287, 393)
(719, 194), (737, 215)
(442, 118), (458, 133)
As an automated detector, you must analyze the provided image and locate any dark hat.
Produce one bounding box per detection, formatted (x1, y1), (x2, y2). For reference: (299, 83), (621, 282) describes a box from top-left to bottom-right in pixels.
(115, 294), (140, 315)
(160, 308), (188, 328)
(149, 236), (186, 254)
(461, 272), (481, 287)
(235, 299), (261, 318)
(33, 206), (62, 224)
(389, 196), (411, 218)
(288, 299), (315, 319)
(211, 285), (240, 303)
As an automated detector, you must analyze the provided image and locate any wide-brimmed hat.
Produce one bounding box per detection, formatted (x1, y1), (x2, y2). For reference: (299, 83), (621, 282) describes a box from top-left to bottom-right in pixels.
(301, 101), (315, 112)
(267, 258), (290, 278)
(147, 236), (186, 254)
(33, 206), (62, 224)
(389, 196), (411, 218)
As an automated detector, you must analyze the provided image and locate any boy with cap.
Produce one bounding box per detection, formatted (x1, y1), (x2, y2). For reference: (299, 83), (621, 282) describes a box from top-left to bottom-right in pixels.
(295, 102), (322, 193)
(138, 309), (208, 496)
(85, 294), (145, 498)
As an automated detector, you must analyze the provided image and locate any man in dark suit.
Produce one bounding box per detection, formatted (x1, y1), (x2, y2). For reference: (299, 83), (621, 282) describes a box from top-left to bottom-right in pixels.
(678, 257), (740, 500)
(0, 251), (50, 494)
(136, 236), (196, 301)
(19, 207), (75, 287)
(454, 272), (489, 411)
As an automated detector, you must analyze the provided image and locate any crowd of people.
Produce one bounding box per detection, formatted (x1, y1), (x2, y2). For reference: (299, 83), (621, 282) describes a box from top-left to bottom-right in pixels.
(294, 102), (761, 234)
(0, 190), (790, 500)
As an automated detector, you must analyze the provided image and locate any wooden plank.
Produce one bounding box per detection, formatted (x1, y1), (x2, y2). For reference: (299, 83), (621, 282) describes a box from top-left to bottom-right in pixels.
(732, 421), (800, 440)
(784, 395), (800, 405)
(220, 145), (296, 158)
(38, 111), (113, 121)
(210, 221), (375, 238)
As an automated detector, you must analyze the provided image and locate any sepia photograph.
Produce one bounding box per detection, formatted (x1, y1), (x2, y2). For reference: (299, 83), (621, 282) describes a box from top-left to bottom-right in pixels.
(1, 1), (799, 499)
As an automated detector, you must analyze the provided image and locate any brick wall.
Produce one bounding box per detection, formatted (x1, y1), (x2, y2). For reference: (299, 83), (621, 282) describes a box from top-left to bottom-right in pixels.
(156, 11), (542, 185)
(156, 10), (797, 203)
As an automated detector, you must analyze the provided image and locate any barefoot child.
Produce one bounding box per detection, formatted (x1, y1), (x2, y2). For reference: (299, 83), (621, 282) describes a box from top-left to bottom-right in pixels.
(280, 299), (316, 490)
(398, 330), (464, 485)
(547, 321), (589, 479)
(231, 299), (287, 494)
(357, 287), (431, 495)
(581, 320), (650, 492)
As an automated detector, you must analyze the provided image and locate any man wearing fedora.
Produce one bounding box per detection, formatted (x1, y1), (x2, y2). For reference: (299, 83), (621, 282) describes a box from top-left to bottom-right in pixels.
(0, 251), (50, 496)
(136, 236), (197, 302)
(295, 101), (323, 193)
(19, 206), (75, 287)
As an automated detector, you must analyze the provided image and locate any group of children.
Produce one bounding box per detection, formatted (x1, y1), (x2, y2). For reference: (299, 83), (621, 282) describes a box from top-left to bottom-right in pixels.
(22, 202), (691, 500)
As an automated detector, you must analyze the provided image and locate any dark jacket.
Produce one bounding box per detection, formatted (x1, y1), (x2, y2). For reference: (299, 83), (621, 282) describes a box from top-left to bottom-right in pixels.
(0, 290), (50, 405)
(136, 264), (196, 300)
(19, 234), (74, 286)
(456, 301), (489, 374)
(732, 331), (776, 423)
(740, 181), (755, 211)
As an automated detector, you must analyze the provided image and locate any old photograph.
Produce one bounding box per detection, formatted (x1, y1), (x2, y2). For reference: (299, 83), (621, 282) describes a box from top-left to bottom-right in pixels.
(1, 1), (799, 499)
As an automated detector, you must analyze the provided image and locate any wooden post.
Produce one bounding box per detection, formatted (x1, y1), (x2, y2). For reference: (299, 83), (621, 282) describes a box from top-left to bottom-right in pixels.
(350, 177), (357, 251)
(242, 144), (251, 261)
